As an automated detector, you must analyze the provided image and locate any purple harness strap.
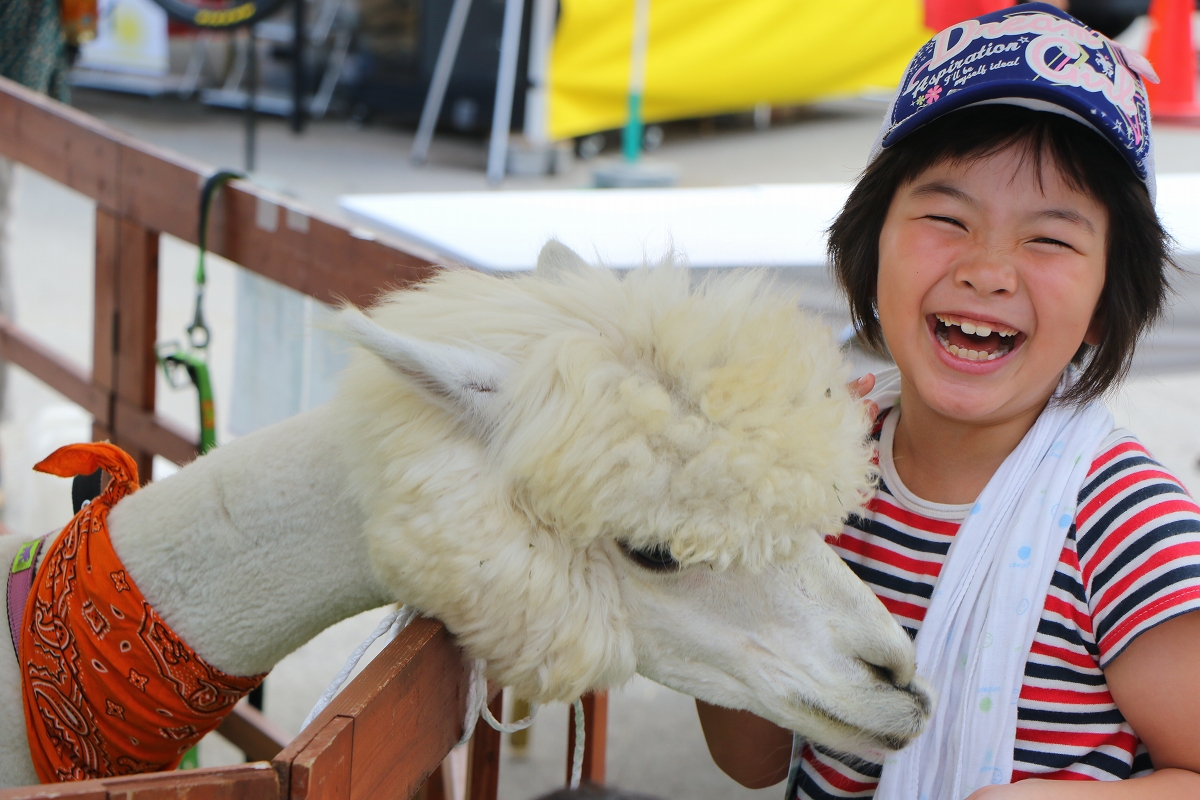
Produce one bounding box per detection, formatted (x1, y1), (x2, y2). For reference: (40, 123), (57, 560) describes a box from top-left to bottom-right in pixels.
(7, 537), (45, 661)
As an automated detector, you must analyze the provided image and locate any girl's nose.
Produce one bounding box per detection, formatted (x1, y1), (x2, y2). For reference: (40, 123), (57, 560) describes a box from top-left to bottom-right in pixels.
(953, 247), (1019, 296)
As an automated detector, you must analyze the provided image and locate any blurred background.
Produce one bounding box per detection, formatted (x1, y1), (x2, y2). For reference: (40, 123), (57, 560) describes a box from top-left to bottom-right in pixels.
(3, 0), (1200, 797)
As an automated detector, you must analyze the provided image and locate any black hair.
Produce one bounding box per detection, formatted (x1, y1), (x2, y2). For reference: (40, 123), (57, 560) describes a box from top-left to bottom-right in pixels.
(828, 104), (1175, 406)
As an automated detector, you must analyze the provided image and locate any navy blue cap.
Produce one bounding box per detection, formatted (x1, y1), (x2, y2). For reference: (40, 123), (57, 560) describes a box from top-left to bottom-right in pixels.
(869, 2), (1159, 201)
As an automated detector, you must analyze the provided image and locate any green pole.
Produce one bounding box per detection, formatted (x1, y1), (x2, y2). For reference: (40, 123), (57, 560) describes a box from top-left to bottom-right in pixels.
(623, 94), (643, 162)
(622, 0), (650, 163)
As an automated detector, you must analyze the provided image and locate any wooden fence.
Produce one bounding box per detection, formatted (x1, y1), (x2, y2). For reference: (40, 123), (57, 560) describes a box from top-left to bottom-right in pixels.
(0, 76), (607, 800)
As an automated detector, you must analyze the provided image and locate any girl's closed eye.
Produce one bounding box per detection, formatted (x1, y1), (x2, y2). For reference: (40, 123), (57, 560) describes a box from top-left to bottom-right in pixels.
(1027, 236), (1075, 251)
(924, 215), (967, 230)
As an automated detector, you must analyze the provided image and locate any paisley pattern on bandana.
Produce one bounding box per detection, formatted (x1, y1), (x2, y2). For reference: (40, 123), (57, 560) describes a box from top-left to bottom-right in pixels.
(19, 443), (264, 783)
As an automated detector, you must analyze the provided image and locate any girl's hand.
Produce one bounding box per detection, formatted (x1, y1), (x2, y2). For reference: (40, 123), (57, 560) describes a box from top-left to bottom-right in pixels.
(850, 373), (880, 422)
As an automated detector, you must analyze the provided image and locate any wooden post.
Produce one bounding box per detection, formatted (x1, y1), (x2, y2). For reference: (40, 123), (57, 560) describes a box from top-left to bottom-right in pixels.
(272, 620), (470, 800)
(92, 208), (118, 445)
(465, 693), (502, 800)
(115, 218), (159, 483)
(290, 716), (353, 800)
(415, 763), (451, 800)
(565, 691), (608, 787)
(94, 211), (160, 482)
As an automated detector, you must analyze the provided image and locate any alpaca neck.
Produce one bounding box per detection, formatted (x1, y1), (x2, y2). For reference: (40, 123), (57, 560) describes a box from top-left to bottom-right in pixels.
(106, 405), (392, 676)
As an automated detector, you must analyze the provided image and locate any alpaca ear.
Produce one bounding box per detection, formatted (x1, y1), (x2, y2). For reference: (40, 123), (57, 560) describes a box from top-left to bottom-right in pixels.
(535, 239), (590, 279)
(340, 309), (509, 435)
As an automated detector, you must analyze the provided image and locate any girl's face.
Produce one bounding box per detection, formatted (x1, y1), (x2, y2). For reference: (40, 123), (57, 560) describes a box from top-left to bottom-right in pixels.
(876, 146), (1108, 426)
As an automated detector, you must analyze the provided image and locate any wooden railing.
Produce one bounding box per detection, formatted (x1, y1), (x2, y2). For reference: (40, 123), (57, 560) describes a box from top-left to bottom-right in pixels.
(0, 75), (436, 476)
(0, 76), (607, 800)
(0, 620), (483, 800)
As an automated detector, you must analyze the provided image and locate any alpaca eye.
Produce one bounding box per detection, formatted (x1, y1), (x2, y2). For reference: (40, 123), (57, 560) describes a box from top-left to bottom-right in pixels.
(620, 542), (681, 572)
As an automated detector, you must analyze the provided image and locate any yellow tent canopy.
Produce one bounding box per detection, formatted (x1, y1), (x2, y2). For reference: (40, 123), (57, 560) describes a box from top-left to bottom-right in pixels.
(547, 0), (933, 140)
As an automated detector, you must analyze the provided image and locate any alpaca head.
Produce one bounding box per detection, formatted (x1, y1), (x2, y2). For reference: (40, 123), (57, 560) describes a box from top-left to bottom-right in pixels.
(336, 242), (930, 755)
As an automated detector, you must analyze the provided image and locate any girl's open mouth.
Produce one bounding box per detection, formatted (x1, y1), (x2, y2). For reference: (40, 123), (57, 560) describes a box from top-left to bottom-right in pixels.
(931, 313), (1025, 363)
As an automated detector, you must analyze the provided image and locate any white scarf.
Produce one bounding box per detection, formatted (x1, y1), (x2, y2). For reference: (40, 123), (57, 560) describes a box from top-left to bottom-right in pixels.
(868, 368), (1114, 800)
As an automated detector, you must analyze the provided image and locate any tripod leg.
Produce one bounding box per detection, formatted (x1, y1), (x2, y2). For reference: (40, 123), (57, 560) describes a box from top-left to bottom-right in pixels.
(486, 0), (525, 185)
(411, 0), (473, 165)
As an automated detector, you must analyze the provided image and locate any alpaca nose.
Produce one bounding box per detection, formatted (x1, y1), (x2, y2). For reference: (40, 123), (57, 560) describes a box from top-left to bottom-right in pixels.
(861, 659), (900, 688)
(862, 658), (930, 707)
(853, 632), (917, 689)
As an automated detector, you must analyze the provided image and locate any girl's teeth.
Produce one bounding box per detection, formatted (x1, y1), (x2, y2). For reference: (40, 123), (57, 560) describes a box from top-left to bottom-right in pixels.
(945, 343), (1002, 362)
(935, 314), (1018, 337)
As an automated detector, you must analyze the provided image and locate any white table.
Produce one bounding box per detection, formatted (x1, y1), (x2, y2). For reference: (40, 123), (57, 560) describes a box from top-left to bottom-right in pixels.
(339, 183), (852, 271)
(339, 175), (1200, 272)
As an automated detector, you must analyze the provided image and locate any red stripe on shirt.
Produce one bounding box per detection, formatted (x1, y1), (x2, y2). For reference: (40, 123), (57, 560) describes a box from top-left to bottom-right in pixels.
(802, 745), (876, 793)
(1091, 540), (1200, 622)
(1099, 584), (1200, 660)
(1019, 683), (1114, 706)
(1015, 727), (1137, 751)
(866, 497), (961, 537)
(1082, 500), (1200, 588)
(1085, 441), (1148, 477)
(1077, 468), (1179, 528)
(833, 536), (942, 577)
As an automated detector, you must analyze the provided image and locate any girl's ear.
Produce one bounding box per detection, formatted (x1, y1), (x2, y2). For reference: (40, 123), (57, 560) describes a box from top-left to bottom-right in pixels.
(1083, 311), (1103, 346)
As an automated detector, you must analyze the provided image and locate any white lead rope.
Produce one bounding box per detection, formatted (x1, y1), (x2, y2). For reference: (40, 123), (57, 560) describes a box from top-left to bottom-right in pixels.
(301, 605), (585, 789)
(301, 604), (418, 730)
(569, 697), (585, 789)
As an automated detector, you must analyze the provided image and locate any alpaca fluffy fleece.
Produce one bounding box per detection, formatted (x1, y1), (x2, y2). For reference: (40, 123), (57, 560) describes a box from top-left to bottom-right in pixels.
(335, 259), (874, 704)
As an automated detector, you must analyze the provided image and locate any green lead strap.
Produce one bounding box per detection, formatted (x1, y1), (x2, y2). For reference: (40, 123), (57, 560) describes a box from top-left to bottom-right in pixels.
(189, 170), (243, 351)
(160, 351), (217, 455)
(159, 169), (240, 461)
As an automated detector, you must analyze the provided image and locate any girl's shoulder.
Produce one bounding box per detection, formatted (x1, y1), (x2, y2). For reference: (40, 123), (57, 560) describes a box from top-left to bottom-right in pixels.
(1074, 428), (1200, 667)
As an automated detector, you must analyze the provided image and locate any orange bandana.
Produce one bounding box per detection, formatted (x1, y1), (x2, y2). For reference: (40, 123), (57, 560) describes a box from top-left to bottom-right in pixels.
(20, 443), (265, 783)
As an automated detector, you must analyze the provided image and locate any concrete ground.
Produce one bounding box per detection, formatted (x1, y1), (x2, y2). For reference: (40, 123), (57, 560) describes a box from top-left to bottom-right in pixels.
(4, 89), (1200, 800)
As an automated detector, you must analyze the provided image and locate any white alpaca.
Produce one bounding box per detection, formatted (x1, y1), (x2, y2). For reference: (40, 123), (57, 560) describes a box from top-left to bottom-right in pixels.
(0, 242), (930, 787)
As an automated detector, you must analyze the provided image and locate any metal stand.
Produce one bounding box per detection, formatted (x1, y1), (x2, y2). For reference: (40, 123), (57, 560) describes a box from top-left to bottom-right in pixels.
(411, 0), (527, 184)
(244, 28), (258, 173)
(591, 0), (677, 188)
(291, 0), (307, 134)
(202, 0), (349, 121)
(523, 0), (556, 146)
(179, 32), (215, 98)
(312, 21), (351, 117)
(485, 0), (525, 185)
(410, 0), (473, 165)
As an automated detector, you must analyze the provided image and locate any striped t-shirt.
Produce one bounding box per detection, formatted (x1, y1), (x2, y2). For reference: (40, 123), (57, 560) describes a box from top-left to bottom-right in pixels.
(795, 408), (1200, 799)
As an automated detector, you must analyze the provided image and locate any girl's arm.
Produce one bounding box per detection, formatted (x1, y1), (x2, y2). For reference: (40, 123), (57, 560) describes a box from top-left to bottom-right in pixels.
(969, 610), (1200, 799)
(695, 700), (793, 788)
(694, 374), (877, 789)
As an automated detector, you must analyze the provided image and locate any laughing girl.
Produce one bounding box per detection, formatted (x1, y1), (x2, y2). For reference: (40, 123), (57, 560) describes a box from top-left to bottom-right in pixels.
(698, 4), (1200, 799)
